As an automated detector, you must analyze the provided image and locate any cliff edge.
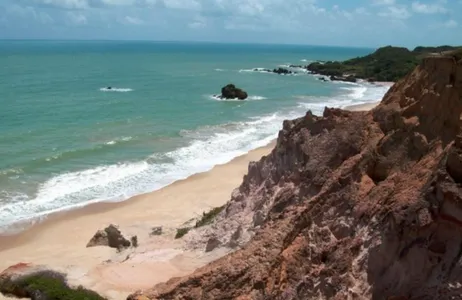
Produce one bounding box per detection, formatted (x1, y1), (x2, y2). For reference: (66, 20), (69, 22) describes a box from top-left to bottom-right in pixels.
(129, 55), (462, 299)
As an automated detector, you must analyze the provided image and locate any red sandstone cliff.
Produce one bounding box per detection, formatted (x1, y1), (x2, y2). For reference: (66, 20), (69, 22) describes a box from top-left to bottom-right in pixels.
(129, 55), (462, 300)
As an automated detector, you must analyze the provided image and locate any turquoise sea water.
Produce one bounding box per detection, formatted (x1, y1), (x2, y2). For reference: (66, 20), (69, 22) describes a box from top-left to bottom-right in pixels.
(0, 41), (390, 233)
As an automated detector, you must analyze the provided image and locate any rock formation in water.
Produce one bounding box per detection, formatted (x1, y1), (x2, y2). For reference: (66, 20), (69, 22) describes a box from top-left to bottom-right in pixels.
(128, 54), (462, 299)
(219, 84), (248, 100)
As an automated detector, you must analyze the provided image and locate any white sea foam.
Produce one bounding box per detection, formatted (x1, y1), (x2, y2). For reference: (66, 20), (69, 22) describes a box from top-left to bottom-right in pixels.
(99, 87), (133, 92)
(209, 95), (267, 101)
(0, 109), (296, 233)
(105, 136), (133, 145)
(0, 81), (390, 234)
(296, 82), (391, 114)
(239, 67), (269, 73)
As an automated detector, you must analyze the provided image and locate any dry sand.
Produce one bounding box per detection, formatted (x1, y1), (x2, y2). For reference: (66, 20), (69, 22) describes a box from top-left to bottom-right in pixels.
(0, 98), (386, 300)
(345, 101), (380, 111)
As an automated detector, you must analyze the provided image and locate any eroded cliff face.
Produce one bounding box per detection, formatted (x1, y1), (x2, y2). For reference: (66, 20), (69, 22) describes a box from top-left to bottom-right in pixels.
(129, 55), (462, 300)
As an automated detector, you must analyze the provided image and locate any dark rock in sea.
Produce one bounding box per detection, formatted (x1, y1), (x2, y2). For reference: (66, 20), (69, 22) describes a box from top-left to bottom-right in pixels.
(86, 224), (131, 250)
(272, 67), (295, 75)
(289, 64), (303, 68)
(318, 77), (328, 82)
(107, 86), (112, 90)
(220, 84), (248, 100)
(253, 68), (272, 73)
(329, 75), (357, 83)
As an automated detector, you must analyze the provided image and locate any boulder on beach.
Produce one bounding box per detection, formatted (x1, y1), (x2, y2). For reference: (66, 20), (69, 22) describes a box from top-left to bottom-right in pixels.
(86, 224), (131, 250)
(220, 84), (248, 100)
(150, 226), (163, 236)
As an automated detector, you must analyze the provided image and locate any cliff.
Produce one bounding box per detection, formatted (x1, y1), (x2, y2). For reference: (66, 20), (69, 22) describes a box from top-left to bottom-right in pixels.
(128, 54), (462, 299)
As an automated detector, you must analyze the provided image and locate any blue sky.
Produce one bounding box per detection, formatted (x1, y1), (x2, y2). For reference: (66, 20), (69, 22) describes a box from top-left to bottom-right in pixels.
(0, 0), (460, 47)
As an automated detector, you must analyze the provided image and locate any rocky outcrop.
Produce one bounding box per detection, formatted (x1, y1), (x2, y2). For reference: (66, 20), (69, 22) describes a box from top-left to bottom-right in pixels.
(86, 224), (131, 250)
(330, 74), (357, 83)
(252, 67), (297, 75)
(219, 84), (248, 100)
(272, 67), (295, 75)
(128, 55), (462, 299)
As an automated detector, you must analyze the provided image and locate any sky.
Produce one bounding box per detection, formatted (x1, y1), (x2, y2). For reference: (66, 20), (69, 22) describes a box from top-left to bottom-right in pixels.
(0, 0), (460, 47)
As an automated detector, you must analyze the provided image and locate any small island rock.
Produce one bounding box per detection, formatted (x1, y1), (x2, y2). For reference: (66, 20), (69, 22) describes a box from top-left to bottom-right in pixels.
(220, 84), (248, 100)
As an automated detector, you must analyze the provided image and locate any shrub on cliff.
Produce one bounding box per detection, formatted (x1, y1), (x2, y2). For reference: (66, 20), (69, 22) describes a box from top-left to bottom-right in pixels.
(195, 205), (225, 228)
(1, 270), (106, 300)
(175, 227), (191, 239)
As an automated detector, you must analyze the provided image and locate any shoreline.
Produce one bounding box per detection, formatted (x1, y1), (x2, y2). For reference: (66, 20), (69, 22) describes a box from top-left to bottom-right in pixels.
(0, 142), (276, 299)
(0, 101), (385, 243)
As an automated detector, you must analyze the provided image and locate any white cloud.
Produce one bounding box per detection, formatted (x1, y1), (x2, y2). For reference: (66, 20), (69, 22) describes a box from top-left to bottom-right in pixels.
(32, 0), (90, 9)
(236, 1), (264, 17)
(188, 15), (205, 28)
(67, 11), (87, 24)
(124, 15), (143, 24)
(378, 6), (411, 19)
(372, 0), (395, 6)
(162, 0), (201, 10)
(355, 7), (369, 15)
(27, 0), (158, 9)
(443, 19), (458, 28)
(411, 1), (446, 14)
(7, 4), (54, 23)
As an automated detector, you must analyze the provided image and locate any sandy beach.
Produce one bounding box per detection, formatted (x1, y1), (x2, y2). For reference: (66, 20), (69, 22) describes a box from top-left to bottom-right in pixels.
(345, 101), (380, 111)
(0, 143), (275, 299)
(0, 101), (384, 300)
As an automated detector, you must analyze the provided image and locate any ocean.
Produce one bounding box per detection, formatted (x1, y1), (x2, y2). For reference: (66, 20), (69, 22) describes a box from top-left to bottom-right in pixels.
(0, 41), (390, 234)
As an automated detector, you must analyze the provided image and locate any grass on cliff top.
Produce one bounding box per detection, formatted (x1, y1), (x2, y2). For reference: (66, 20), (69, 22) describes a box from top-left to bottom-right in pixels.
(1, 270), (107, 300)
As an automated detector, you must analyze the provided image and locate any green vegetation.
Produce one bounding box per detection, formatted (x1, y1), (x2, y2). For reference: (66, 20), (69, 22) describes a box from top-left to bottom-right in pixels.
(195, 205), (225, 228)
(175, 227), (191, 239)
(174, 205), (225, 239)
(412, 45), (459, 55)
(1, 271), (106, 300)
(307, 45), (462, 82)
